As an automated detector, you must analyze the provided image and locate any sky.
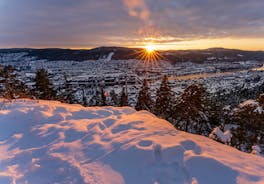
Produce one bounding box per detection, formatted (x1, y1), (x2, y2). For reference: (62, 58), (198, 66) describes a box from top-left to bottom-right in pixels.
(1, 0), (264, 50)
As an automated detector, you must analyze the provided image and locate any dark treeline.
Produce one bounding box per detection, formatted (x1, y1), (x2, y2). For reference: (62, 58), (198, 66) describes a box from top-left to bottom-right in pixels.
(135, 75), (264, 154)
(1, 64), (263, 154)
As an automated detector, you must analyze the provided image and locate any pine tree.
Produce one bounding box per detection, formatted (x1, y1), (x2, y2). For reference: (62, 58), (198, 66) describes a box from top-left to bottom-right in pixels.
(154, 75), (173, 119)
(33, 69), (56, 100)
(119, 86), (129, 106)
(207, 94), (223, 127)
(231, 94), (264, 153)
(82, 89), (88, 107)
(109, 89), (118, 106)
(173, 83), (210, 135)
(100, 88), (107, 106)
(0, 65), (29, 99)
(135, 79), (153, 111)
(95, 88), (101, 106)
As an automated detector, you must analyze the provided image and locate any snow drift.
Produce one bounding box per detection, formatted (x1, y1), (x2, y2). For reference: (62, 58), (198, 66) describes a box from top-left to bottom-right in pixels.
(0, 99), (264, 184)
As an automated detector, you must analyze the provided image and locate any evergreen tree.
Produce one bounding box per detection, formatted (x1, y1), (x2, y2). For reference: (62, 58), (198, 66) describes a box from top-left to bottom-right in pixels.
(109, 89), (118, 106)
(33, 69), (56, 100)
(207, 94), (223, 127)
(135, 79), (153, 111)
(119, 86), (129, 106)
(100, 88), (107, 106)
(0, 65), (29, 99)
(172, 83), (210, 135)
(154, 75), (173, 119)
(94, 88), (101, 106)
(231, 94), (264, 153)
(221, 105), (232, 128)
(82, 89), (88, 107)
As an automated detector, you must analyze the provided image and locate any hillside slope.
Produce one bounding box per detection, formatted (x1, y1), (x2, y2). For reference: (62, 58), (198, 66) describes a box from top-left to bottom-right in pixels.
(0, 99), (264, 184)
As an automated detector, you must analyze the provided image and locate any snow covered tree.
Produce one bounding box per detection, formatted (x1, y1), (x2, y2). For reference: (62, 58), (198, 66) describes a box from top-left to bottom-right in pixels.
(231, 94), (264, 153)
(172, 83), (211, 135)
(33, 69), (56, 100)
(221, 105), (232, 127)
(209, 127), (232, 145)
(135, 79), (153, 111)
(119, 86), (129, 106)
(154, 75), (173, 119)
(251, 145), (261, 155)
(0, 65), (30, 99)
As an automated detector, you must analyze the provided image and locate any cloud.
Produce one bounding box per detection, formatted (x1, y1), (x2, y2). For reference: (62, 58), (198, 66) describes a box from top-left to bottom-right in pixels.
(0, 0), (264, 49)
(122, 0), (150, 22)
(149, 0), (264, 38)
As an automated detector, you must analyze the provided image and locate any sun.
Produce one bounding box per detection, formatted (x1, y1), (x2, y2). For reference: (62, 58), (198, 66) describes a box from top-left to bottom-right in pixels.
(133, 41), (165, 69)
(145, 44), (155, 54)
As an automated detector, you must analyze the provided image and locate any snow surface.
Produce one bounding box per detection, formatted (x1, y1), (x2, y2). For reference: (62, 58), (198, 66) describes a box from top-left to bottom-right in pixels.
(209, 127), (232, 144)
(105, 52), (115, 62)
(0, 99), (264, 184)
(239, 99), (263, 114)
(239, 100), (259, 107)
(251, 145), (261, 155)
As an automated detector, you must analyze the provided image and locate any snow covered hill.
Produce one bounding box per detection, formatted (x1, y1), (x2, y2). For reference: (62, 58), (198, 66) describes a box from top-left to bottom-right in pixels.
(0, 99), (264, 184)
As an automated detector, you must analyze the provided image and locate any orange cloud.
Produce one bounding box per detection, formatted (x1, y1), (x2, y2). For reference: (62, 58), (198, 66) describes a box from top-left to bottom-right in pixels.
(123, 0), (149, 22)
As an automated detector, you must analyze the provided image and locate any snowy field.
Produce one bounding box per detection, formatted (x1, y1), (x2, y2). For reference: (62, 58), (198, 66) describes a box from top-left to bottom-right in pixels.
(0, 99), (264, 184)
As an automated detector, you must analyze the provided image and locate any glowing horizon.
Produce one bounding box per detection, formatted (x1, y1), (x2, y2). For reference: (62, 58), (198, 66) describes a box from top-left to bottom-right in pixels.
(2, 36), (264, 51)
(135, 37), (264, 51)
(3, 37), (264, 52)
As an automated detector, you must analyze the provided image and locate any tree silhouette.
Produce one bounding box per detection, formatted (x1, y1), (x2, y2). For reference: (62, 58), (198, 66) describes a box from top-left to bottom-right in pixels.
(135, 79), (153, 111)
(33, 69), (56, 100)
(154, 75), (173, 119)
(119, 86), (129, 106)
(173, 83), (210, 135)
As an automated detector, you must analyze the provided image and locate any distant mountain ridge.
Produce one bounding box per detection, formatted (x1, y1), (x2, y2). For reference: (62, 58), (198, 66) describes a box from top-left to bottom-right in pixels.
(1, 47), (264, 63)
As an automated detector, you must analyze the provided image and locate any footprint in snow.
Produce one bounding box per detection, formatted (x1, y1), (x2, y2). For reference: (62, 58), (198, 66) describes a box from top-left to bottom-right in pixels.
(153, 144), (162, 162)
